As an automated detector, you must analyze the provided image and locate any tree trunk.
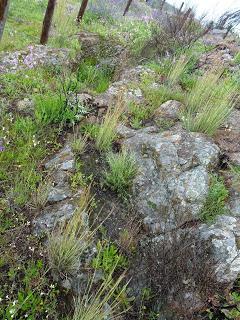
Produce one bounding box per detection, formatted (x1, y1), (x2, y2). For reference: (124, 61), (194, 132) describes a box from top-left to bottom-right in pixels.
(40, 0), (56, 45)
(123, 0), (133, 16)
(76, 0), (89, 23)
(0, 0), (10, 41)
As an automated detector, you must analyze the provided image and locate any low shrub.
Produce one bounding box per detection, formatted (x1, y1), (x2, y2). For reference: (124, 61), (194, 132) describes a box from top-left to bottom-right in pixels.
(142, 4), (213, 56)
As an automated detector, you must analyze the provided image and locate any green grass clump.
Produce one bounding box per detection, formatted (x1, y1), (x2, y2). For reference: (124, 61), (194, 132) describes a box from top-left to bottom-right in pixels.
(182, 71), (236, 135)
(128, 101), (151, 129)
(34, 94), (68, 125)
(72, 261), (127, 320)
(96, 94), (125, 151)
(77, 60), (113, 94)
(48, 189), (94, 277)
(201, 175), (229, 222)
(167, 55), (190, 87)
(104, 150), (137, 196)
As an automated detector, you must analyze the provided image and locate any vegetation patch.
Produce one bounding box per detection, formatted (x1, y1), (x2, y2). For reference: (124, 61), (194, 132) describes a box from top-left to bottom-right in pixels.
(200, 175), (229, 222)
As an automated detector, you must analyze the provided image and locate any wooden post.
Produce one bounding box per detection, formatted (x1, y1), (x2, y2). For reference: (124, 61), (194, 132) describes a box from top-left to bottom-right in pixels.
(123, 0), (133, 16)
(0, 0), (10, 41)
(40, 0), (56, 45)
(76, 0), (89, 23)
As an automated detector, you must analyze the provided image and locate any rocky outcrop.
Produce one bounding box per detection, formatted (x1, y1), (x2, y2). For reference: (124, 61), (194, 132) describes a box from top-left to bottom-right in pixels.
(116, 123), (240, 316)
(0, 45), (69, 74)
(118, 125), (220, 233)
(33, 144), (82, 233)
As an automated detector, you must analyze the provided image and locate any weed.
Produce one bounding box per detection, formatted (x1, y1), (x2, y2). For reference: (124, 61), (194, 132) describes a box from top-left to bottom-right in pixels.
(96, 93), (125, 151)
(182, 70), (236, 135)
(80, 123), (100, 140)
(29, 177), (51, 211)
(0, 259), (59, 319)
(34, 94), (68, 125)
(140, 81), (185, 112)
(128, 101), (151, 129)
(92, 241), (128, 275)
(71, 132), (88, 155)
(200, 175), (229, 222)
(104, 150), (137, 197)
(230, 165), (240, 192)
(77, 60), (113, 93)
(70, 172), (87, 190)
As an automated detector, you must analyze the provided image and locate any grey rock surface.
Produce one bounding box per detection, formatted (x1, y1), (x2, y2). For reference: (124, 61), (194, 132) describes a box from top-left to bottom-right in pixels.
(0, 45), (69, 74)
(154, 100), (183, 120)
(45, 145), (75, 172)
(119, 125), (220, 232)
(199, 215), (240, 283)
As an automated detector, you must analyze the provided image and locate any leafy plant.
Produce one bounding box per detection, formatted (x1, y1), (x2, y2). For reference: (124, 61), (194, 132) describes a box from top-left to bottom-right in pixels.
(0, 260), (59, 320)
(92, 241), (128, 275)
(201, 175), (229, 222)
(104, 150), (137, 196)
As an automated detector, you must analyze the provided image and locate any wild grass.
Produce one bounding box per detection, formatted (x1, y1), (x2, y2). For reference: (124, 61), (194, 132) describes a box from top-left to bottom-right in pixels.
(47, 188), (95, 277)
(167, 55), (190, 87)
(141, 82), (185, 112)
(96, 93), (125, 151)
(30, 177), (52, 211)
(50, 0), (79, 48)
(200, 174), (229, 222)
(72, 264), (128, 320)
(128, 101), (151, 129)
(34, 94), (67, 125)
(104, 149), (137, 197)
(0, 0), (46, 51)
(71, 130), (88, 154)
(182, 70), (237, 135)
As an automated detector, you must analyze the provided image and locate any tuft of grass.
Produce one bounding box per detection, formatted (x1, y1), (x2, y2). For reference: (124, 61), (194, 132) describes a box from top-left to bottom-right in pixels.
(168, 55), (190, 87)
(128, 101), (151, 129)
(34, 94), (67, 125)
(200, 175), (229, 222)
(29, 177), (51, 211)
(182, 70), (236, 135)
(104, 150), (137, 197)
(96, 93), (125, 151)
(50, 0), (78, 48)
(71, 131), (88, 154)
(47, 188), (95, 277)
(72, 264), (128, 320)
